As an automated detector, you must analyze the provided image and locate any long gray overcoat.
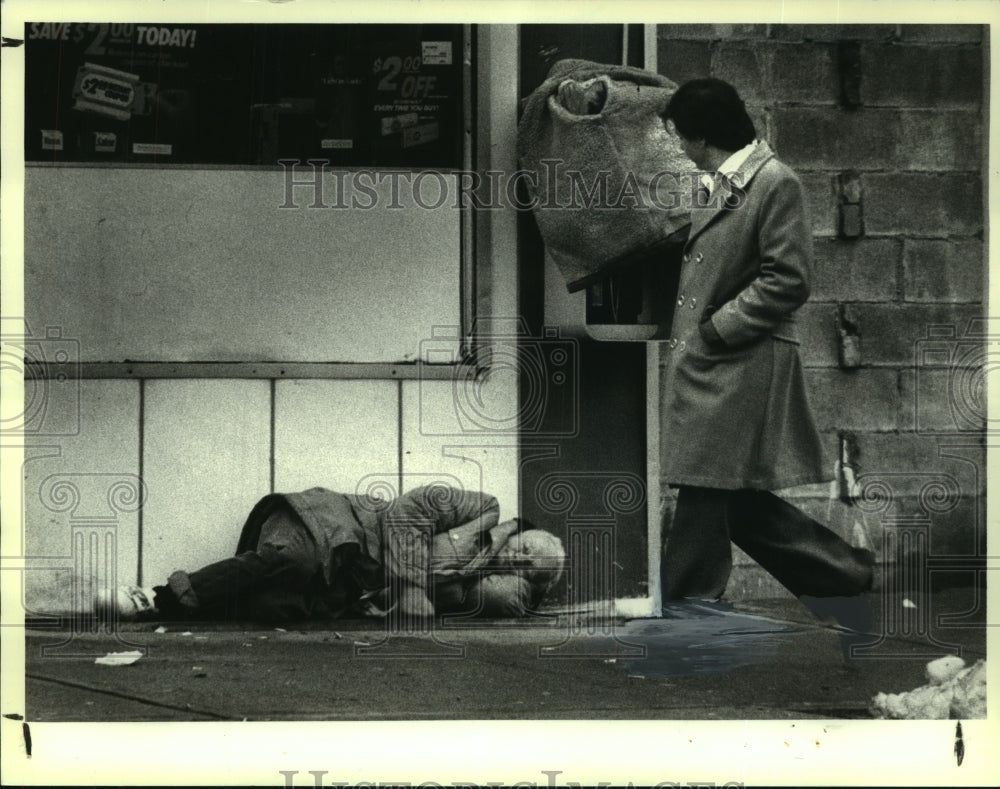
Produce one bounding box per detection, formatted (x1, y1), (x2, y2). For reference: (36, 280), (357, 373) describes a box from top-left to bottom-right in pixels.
(659, 140), (831, 490)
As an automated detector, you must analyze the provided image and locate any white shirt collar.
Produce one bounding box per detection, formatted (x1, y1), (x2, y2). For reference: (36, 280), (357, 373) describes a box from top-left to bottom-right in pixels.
(718, 140), (758, 177)
(702, 140), (758, 194)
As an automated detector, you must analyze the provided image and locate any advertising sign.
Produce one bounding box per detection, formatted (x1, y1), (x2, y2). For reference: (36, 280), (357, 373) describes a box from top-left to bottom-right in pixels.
(25, 23), (465, 167)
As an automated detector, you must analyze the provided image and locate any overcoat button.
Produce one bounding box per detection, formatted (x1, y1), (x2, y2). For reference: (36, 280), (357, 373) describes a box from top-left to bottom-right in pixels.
(677, 295), (685, 306)
(669, 338), (678, 349)
(695, 252), (704, 263)
(683, 254), (691, 263)
(678, 340), (686, 352)
(690, 297), (698, 309)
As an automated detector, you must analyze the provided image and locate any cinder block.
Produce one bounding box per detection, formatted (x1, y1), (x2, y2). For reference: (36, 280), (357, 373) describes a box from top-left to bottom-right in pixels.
(773, 109), (886, 170)
(849, 303), (985, 366)
(861, 44), (983, 107)
(658, 24), (768, 41)
(711, 45), (765, 103)
(803, 369), (900, 431)
(834, 171), (866, 241)
(838, 40), (863, 109)
(839, 202), (865, 240)
(769, 44), (840, 104)
(847, 490), (984, 558)
(784, 434), (983, 554)
(657, 24), (722, 40)
(864, 173), (982, 236)
(898, 367), (989, 435)
(901, 367), (940, 431)
(931, 495), (985, 555)
(899, 25), (984, 44)
(897, 111), (983, 171)
(903, 319), (993, 434)
(657, 39), (712, 87)
(767, 24), (899, 42)
(851, 432), (985, 497)
(817, 490), (984, 560)
(747, 105), (770, 142)
(797, 172), (838, 237)
(847, 438), (984, 557)
(811, 238), (901, 302)
(775, 109), (981, 172)
(798, 303), (841, 367)
(837, 304), (863, 368)
(903, 239), (985, 303)
(716, 23), (770, 40)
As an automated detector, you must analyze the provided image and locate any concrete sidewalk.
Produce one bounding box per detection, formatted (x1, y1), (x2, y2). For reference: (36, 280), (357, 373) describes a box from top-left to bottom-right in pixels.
(22, 587), (987, 722)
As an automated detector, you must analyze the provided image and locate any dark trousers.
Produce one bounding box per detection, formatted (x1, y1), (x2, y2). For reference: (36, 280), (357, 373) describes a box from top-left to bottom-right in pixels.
(661, 486), (874, 601)
(154, 504), (322, 621)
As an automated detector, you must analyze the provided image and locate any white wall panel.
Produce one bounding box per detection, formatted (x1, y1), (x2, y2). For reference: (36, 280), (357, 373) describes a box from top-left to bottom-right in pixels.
(25, 168), (461, 363)
(142, 380), (270, 586)
(22, 380), (141, 614)
(274, 379), (398, 497)
(400, 379), (519, 521)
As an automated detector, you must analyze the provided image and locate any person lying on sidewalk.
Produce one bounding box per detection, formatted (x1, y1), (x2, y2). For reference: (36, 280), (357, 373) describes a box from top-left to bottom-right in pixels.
(97, 485), (565, 622)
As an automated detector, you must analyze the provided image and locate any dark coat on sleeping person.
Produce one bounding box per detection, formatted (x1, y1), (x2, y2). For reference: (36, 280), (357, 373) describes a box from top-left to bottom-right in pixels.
(234, 485), (532, 617)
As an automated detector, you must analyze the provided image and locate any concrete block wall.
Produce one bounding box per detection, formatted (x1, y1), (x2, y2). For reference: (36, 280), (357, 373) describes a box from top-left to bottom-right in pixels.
(655, 24), (987, 595)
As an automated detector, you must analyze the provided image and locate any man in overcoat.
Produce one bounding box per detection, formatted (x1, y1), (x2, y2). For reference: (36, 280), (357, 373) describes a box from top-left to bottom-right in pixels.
(98, 484), (565, 622)
(657, 78), (875, 621)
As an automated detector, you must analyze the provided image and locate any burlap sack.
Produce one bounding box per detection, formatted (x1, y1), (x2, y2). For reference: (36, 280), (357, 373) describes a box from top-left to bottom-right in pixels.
(518, 59), (693, 292)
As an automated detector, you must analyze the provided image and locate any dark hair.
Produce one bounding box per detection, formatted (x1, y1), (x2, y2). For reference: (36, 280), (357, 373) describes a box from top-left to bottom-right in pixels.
(662, 78), (756, 152)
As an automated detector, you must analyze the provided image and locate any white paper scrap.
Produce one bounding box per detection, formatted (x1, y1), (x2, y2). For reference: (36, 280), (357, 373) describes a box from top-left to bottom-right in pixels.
(94, 650), (143, 666)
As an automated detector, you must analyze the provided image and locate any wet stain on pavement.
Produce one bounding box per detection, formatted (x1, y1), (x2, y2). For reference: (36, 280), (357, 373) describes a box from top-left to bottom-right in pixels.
(617, 602), (807, 678)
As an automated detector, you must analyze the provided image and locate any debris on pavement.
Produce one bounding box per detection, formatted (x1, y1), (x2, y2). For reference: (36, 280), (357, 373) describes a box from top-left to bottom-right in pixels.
(926, 655), (965, 684)
(94, 650), (143, 666)
(902, 598), (917, 609)
(870, 656), (986, 719)
(154, 626), (168, 634)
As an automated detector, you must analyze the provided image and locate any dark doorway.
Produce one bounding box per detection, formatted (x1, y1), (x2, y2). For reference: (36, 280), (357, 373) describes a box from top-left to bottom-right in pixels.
(517, 24), (651, 600)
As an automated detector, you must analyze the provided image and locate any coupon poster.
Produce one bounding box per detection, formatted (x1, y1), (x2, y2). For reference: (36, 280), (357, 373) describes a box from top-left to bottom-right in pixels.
(24, 23), (465, 167)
